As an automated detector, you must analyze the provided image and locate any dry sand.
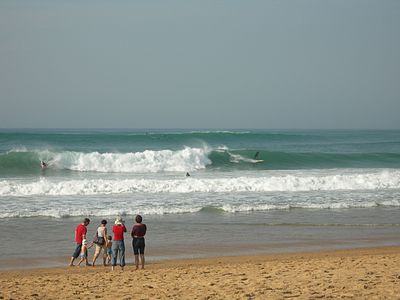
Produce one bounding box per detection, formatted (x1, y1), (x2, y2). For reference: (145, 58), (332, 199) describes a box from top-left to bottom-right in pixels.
(1, 247), (400, 299)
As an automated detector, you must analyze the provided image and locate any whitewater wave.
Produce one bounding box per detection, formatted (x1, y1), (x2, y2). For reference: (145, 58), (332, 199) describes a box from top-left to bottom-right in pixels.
(1, 190), (400, 218)
(2, 145), (400, 174)
(1, 170), (400, 197)
(57, 147), (212, 173)
(1, 146), (212, 173)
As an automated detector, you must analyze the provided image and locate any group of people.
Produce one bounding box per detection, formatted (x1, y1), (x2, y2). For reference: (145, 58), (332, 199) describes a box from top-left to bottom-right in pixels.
(69, 215), (147, 270)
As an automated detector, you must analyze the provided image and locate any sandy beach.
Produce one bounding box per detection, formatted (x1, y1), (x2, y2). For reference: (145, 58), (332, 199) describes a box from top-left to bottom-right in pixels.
(1, 246), (399, 299)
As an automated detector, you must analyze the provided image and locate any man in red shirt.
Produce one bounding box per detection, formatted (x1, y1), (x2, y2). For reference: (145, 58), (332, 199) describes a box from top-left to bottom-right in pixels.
(111, 217), (127, 270)
(69, 218), (90, 266)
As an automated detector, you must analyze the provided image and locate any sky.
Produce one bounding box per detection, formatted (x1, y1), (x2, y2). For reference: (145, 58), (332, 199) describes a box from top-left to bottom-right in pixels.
(0, 0), (399, 129)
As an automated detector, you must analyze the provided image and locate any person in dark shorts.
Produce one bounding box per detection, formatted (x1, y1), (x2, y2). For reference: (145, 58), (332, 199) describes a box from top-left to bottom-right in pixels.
(69, 218), (90, 266)
(131, 215), (147, 270)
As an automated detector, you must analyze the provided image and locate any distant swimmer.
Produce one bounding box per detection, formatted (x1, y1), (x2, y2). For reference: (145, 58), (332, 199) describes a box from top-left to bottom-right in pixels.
(40, 161), (48, 169)
(254, 152), (260, 160)
(186, 172), (190, 177)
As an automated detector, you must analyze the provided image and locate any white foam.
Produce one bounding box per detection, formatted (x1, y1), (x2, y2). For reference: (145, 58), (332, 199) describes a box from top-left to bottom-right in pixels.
(0, 206), (201, 219)
(1, 169), (400, 197)
(227, 151), (260, 163)
(1, 169), (400, 218)
(7, 147), (28, 153)
(1, 193), (399, 218)
(44, 146), (212, 173)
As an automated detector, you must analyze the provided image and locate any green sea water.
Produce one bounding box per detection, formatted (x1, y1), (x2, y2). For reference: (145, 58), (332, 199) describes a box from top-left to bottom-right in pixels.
(0, 129), (400, 268)
(1, 129), (400, 176)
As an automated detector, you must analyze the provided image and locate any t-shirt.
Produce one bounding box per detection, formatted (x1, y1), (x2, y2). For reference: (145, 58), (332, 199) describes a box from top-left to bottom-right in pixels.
(112, 225), (127, 241)
(131, 223), (147, 238)
(75, 224), (87, 244)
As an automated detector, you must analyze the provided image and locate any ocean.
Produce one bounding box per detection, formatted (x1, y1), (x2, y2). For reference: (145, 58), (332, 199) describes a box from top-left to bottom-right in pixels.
(1, 129), (399, 269)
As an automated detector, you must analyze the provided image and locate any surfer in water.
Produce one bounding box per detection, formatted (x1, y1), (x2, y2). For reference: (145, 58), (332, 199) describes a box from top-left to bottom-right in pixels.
(254, 152), (260, 160)
(186, 172), (190, 177)
(40, 161), (48, 169)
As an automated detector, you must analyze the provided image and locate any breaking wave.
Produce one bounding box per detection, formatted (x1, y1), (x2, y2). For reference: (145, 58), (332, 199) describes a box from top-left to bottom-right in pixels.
(1, 169), (399, 196)
(0, 147), (212, 173)
(1, 146), (400, 174)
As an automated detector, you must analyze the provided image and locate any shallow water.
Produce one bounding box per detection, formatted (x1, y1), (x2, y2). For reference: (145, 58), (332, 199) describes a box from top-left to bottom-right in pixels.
(1, 207), (399, 269)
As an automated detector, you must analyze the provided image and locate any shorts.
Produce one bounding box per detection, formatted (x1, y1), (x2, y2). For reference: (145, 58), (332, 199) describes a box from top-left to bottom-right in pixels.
(94, 244), (107, 257)
(107, 248), (112, 256)
(132, 237), (145, 255)
(72, 244), (82, 259)
(80, 252), (87, 258)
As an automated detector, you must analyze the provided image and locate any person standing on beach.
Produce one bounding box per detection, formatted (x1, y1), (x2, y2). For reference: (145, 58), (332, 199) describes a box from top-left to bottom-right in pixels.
(131, 215), (147, 270)
(111, 217), (127, 270)
(69, 218), (90, 266)
(91, 219), (108, 267)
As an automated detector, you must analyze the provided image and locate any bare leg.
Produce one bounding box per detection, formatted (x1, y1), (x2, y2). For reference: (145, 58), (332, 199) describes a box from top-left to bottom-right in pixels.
(103, 255), (107, 266)
(140, 254), (145, 269)
(134, 254), (139, 270)
(92, 252), (99, 267)
(69, 257), (75, 266)
(77, 257), (84, 266)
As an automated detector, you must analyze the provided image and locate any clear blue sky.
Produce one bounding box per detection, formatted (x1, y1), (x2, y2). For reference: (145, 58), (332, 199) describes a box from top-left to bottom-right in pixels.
(1, 0), (399, 129)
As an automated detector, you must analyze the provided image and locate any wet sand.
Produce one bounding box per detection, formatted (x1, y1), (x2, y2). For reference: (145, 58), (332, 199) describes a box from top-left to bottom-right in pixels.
(1, 246), (399, 299)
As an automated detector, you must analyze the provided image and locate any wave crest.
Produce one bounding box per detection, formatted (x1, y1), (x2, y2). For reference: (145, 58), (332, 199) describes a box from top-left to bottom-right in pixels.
(1, 146), (212, 173)
(1, 170), (399, 197)
(57, 147), (211, 173)
(2, 146), (400, 174)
